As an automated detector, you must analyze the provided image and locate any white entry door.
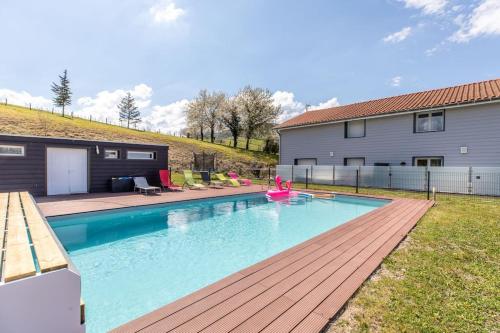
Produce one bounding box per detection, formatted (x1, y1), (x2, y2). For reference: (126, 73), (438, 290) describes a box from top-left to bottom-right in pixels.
(47, 148), (88, 195)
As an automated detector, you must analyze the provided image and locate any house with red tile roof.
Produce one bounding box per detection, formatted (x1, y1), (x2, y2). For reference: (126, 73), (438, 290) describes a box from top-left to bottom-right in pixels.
(275, 79), (500, 167)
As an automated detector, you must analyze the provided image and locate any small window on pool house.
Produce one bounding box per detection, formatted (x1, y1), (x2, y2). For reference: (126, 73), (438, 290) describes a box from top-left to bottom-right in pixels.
(127, 150), (156, 160)
(104, 149), (120, 159)
(0, 144), (25, 156)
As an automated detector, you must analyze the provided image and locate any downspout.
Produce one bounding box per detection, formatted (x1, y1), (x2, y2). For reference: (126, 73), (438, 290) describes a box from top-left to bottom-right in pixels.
(277, 130), (282, 165)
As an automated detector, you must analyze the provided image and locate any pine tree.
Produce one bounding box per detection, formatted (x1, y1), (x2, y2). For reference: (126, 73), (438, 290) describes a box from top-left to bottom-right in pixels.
(51, 69), (72, 117)
(118, 92), (141, 128)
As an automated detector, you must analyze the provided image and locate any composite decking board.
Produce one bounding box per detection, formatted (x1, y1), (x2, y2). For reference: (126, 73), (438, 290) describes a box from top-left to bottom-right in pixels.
(112, 199), (432, 333)
(116, 198), (406, 330)
(113, 200), (400, 333)
(198, 201), (423, 333)
(130, 201), (408, 333)
(20, 192), (68, 273)
(259, 202), (430, 333)
(188, 202), (419, 333)
(3, 192), (36, 282)
(291, 201), (434, 333)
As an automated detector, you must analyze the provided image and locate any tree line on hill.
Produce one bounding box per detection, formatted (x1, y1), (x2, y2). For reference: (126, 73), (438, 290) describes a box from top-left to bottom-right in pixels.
(50, 69), (141, 128)
(49, 71), (282, 153)
(185, 87), (281, 152)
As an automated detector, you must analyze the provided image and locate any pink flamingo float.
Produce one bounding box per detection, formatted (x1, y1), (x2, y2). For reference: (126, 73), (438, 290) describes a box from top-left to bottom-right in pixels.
(266, 175), (299, 199)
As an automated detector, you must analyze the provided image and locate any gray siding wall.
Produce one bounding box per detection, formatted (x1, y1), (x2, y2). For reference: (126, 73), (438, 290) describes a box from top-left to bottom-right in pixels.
(279, 103), (500, 167)
(0, 135), (168, 196)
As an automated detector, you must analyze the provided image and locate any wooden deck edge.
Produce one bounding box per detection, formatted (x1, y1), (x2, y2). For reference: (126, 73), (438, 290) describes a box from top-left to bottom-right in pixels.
(1, 192), (69, 283)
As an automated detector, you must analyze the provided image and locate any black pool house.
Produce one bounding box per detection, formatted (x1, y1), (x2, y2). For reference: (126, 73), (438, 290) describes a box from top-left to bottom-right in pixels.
(0, 134), (168, 196)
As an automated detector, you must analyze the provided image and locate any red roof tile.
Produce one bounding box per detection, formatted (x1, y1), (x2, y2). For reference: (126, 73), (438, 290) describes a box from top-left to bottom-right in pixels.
(276, 79), (500, 129)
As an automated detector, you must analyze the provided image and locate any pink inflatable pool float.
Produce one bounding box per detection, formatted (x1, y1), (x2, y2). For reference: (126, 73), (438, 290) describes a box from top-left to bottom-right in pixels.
(266, 176), (299, 199)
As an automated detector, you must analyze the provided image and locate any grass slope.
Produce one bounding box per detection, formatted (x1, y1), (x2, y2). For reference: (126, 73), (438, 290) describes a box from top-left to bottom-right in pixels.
(0, 104), (277, 171)
(287, 184), (498, 333)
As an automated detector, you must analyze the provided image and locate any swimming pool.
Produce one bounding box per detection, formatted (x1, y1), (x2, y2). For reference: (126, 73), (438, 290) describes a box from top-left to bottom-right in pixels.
(49, 194), (387, 332)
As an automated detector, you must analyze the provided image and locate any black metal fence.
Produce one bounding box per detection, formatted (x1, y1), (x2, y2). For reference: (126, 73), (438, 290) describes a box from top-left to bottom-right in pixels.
(270, 165), (500, 200)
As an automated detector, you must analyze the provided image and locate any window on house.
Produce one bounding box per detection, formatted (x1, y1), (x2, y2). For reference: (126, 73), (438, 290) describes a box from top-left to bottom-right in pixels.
(344, 157), (365, 166)
(104, 149), (120, 159)
(294, 158), (317, 165)
(415, 111), (444, 132)
(345, 120), (366, 138)
(414, 157), (444, 167)
(0, 144), (25, 156)
(127, 150), (156, 160)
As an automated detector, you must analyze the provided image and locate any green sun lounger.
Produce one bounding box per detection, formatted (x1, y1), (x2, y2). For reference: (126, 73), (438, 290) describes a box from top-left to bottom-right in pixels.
(183, 170), (207, 190)
(215, 173), (240, 187)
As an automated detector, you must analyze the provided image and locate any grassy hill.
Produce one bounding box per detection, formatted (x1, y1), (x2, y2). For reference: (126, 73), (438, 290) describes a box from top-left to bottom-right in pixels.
(0, 104), (278, 171)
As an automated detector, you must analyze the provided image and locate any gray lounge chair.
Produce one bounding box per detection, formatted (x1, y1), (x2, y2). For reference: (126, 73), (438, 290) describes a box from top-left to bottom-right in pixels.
(133, 177), (161, 195)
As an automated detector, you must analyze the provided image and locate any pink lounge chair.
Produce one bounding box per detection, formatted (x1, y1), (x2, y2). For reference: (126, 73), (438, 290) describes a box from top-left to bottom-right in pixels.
(228, 171), (252, 186)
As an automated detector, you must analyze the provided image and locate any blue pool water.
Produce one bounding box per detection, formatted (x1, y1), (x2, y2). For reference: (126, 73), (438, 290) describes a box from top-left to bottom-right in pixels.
(49, 194), (387, 333)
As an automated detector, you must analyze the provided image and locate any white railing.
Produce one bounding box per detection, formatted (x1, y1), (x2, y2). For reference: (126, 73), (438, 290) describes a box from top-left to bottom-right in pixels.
(275, 165), (500, 196)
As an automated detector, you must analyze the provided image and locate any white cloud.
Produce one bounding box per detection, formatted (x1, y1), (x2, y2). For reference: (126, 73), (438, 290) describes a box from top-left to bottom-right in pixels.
(142, 99), (190, 134)
(272, 91), (305, 123)
(150, 0), (185, 23)
(383, 27), (412, 43)
(450, 0), (500, 43)
(309, 97), (340, 110)
(76, 84), (152, 124)
(0, 89), (53, 110)
(399, 0), (448, 15)
(272, 91), (340, 122)
(391, 76), (402, 87)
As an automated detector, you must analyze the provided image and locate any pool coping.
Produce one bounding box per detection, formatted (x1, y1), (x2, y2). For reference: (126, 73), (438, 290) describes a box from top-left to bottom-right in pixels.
(106, 195), (434, 333)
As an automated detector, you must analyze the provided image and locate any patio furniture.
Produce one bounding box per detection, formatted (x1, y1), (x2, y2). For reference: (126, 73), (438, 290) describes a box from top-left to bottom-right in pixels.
(215, 173), (240, 187)
(133, 177), (161, 195)
(228, 171), (252, 186)
(183, 170), (207, 190)
(200, 171), (223, 188)
(159, 170), (183, 191)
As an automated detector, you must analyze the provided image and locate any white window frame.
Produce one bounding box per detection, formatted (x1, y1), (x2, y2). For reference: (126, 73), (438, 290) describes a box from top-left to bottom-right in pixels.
(127, 150), (156, 160)
(344, 157), (365, 166)
(104, 149), (120, 159)
(0, 144), (25, 157)
(415, 110), (444, 133)
(414, 156), (444, 167)
(345, 119), (366, 138)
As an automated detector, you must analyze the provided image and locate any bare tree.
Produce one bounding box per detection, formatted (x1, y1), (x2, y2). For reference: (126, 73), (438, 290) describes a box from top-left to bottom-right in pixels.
(186, 90), (225, 142)
(237, 86), (281, 150)
(206, 91), (225, 143)
(186, 91), (208, 141)
(221, 97), (242, 148)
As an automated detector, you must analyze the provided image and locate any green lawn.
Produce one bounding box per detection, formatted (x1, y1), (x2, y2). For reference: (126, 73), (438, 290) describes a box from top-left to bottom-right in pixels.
(285, 184), (499, 333)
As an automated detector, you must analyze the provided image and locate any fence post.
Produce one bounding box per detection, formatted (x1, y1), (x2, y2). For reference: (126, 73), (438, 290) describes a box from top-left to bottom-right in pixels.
(388, 166), (392, 189)
(468, 166), (473, 195)
(332, 165), (335, 186)
(306, 168), (309, 189)
(291, 165), (294, 182)
(310, 165), (313, 184)
(356, 169), (359, 193)
(268, 167), (271, 189)
(427, 170), (431, 200)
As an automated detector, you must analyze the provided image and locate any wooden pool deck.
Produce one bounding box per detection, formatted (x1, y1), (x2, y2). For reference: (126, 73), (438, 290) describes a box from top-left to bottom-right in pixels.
(108, 197), (433, 333)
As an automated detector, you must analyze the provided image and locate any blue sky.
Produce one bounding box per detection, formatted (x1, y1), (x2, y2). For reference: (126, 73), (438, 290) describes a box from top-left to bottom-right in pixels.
(1, 0), (499, 132)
